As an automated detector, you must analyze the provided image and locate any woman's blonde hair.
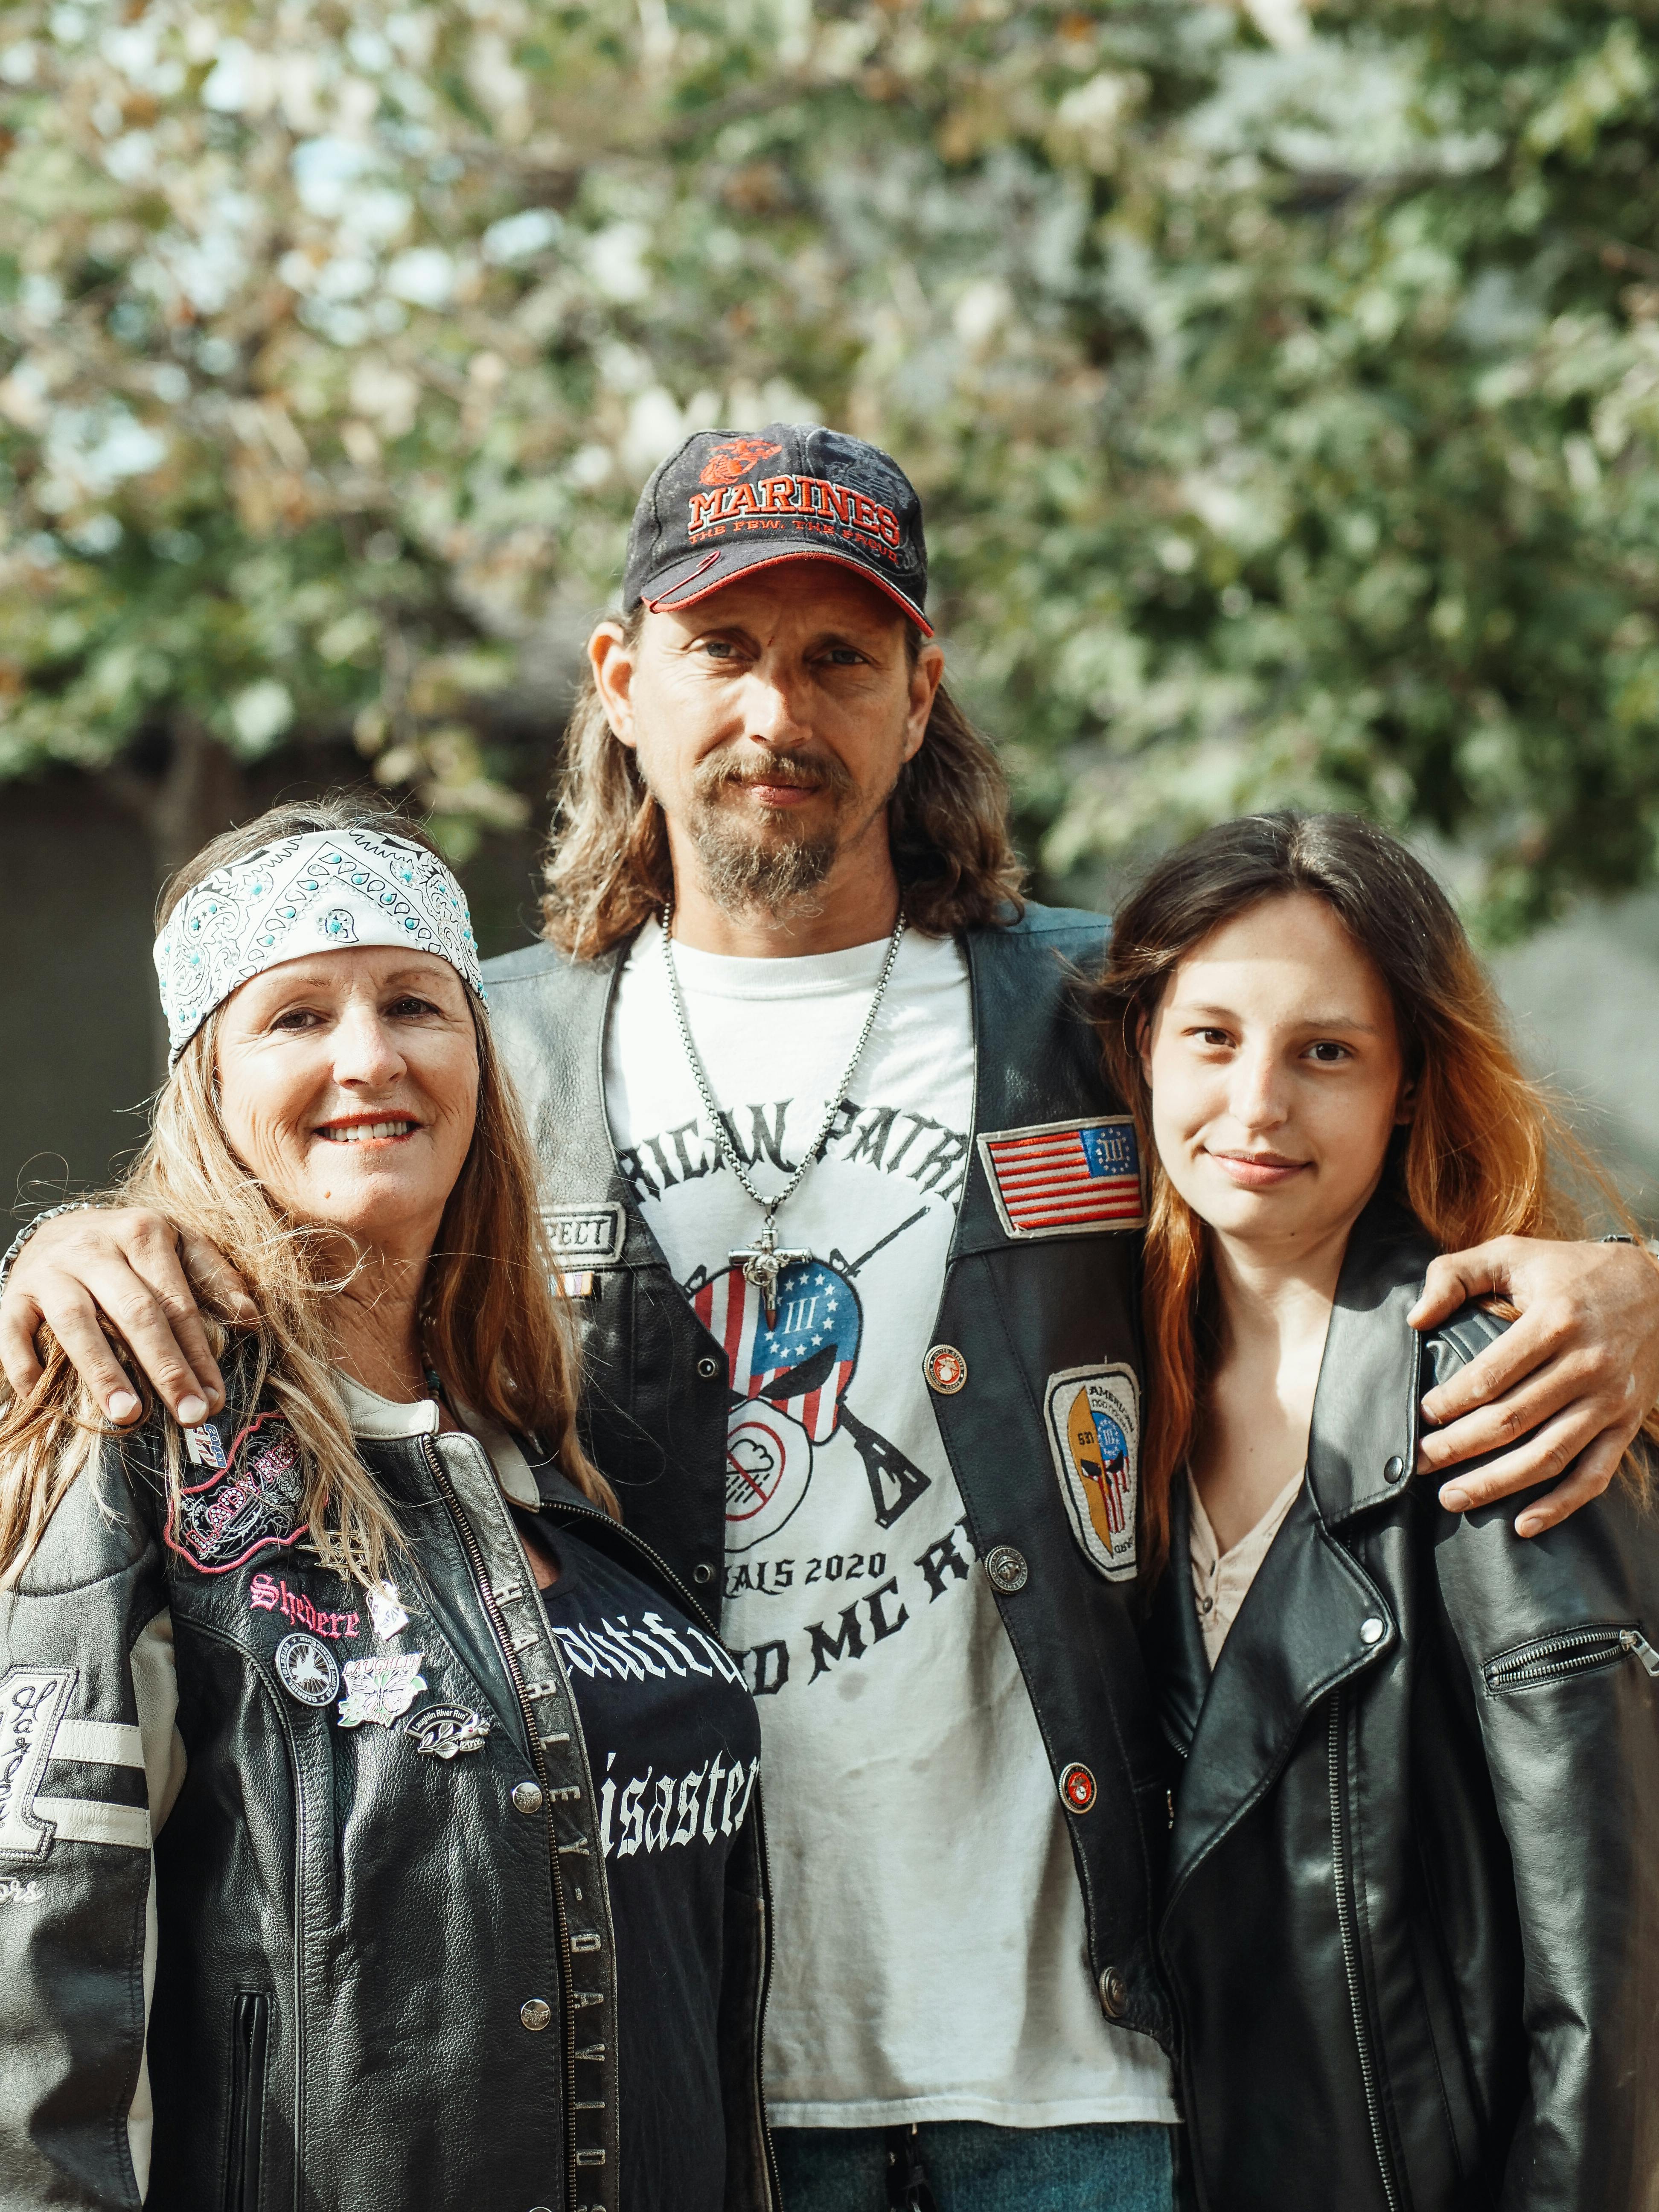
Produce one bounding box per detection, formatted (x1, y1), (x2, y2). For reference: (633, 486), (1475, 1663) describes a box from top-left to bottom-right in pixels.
(539, 608), (1027, 956)
(1091, 809), (1657, 1589)
(0, 797), (613, 1586)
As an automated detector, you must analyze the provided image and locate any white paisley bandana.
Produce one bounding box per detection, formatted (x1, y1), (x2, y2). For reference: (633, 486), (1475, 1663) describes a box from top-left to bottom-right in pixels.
(154, 826), (485, 1065)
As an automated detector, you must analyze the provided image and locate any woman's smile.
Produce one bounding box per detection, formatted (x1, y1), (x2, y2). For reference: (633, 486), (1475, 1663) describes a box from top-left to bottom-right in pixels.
(312, 1113), (425, 1146)
(215, 946), (479, 1259)
(1202, 1148), (1312, 1189)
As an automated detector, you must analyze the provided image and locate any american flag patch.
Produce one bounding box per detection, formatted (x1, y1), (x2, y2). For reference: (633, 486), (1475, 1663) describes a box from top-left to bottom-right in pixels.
(977, 1115), (1145, 1239)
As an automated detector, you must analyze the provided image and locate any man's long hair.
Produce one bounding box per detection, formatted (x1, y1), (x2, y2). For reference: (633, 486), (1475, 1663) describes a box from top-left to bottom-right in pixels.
(0, 797), (612, 1587)
(539, 609), (1027, 956)
(1090, 809), (1658, 1590)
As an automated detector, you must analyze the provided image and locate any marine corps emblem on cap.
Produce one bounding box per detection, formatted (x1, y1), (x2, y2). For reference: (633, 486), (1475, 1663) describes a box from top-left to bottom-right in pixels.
(623, 422), (932, 634)
(699, 435), (783, 485)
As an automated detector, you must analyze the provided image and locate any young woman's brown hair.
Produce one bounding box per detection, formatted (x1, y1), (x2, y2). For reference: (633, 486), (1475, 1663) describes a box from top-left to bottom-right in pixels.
(1091, 809), (1656, 1587)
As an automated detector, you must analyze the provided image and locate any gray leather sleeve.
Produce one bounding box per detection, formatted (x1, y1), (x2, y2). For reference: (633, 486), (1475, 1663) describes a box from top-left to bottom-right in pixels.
(0, 1447), (171, 2211)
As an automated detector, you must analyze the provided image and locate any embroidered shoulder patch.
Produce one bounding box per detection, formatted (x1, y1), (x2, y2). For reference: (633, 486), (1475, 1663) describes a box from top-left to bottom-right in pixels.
(166, 1411), (307, 1574)
(1043, 1365), (1140, 1582)
(978, 1116), (1145, 1240)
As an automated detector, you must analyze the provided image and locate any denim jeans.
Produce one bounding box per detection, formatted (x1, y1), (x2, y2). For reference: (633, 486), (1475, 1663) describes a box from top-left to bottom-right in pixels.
(771, 2120), (1177, 2212)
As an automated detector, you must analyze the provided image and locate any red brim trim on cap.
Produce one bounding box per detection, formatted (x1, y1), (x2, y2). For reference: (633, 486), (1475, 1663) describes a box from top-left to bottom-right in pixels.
(644, 544), (933, 636)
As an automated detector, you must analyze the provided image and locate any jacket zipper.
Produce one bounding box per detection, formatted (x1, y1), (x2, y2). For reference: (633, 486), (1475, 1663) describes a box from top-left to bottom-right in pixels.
(1484, 1621), (1659, 1693)
(421, 1437), (582, 2211)
(538, 1492), (783, 2212)
(1327, 1693), (1402, 2212)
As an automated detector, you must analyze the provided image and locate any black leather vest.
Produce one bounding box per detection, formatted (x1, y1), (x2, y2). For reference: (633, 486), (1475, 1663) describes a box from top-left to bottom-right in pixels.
(484, 905), (1176, 2057)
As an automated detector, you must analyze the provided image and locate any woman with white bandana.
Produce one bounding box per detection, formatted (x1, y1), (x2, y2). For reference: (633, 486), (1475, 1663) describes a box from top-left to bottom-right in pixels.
(0, 800), (773, 2212)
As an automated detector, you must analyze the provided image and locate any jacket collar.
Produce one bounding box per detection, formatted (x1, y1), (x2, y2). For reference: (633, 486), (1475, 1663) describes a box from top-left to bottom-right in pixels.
(1154, 1191), (1437, 1915)
(1305, 1193), (1435, 1525)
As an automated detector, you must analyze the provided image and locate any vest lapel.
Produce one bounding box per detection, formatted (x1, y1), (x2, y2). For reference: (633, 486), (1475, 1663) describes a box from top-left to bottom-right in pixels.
(485, 934), (678, 1277)
(948, 912), (1112, 1262)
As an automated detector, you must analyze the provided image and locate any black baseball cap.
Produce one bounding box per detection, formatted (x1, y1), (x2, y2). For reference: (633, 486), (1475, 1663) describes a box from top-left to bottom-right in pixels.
(622, 422), (931, 634)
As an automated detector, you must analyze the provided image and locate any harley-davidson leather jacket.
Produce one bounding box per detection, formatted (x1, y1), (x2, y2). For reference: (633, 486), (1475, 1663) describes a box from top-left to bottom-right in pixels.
(0, 1393), (776, 2212)
(1146, 1196), (1659, 2212)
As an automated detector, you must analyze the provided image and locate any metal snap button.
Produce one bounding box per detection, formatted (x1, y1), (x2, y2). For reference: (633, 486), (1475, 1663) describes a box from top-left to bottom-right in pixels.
(1098, 1966), (1128, 2019)
(512, 1780), (544, 1816)
(520, 1998), (552, 2032)
(696, 1355), (722, 1380)
(1059, 1761), (1097, 1813)
(1383, 1455), (1405, 1484)
(1359, 1615), (1386, 1645)
(923, 1344), (967, 1394)
(985, 1545), (1028, 1594)
(692, 1563), (716, 1586)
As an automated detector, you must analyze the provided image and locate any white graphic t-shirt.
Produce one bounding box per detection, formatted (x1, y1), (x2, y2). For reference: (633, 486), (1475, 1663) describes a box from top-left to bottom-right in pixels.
(604, 919), (1178, 2130)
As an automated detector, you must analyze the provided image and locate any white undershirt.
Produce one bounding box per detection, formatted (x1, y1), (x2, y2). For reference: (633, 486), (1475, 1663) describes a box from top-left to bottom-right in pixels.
(605, 920), (1178, 2130)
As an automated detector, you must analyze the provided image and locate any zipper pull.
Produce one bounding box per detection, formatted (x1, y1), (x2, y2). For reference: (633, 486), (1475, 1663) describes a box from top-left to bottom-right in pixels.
(1619, 1628), (1659, 1677)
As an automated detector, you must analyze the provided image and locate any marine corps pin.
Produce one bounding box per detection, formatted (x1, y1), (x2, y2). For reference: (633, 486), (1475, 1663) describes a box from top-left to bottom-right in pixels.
(923, 1344), (967, 1395)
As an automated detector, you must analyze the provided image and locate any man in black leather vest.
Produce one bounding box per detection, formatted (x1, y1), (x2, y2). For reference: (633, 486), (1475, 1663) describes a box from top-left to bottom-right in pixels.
(7, 426), (1659, 2212)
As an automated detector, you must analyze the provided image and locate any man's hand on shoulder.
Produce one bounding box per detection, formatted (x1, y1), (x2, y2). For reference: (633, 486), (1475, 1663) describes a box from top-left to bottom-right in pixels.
(0, 1207), (253, 1427)
(1409, 1234), (1659, 1536)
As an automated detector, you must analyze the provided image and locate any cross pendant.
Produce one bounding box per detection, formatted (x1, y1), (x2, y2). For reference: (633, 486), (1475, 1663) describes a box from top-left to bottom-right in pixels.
(730, 1222), (812, 1327)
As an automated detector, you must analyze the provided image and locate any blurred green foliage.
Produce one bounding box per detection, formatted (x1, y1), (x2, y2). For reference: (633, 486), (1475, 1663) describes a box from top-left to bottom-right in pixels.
(3, 0), (1659, 928)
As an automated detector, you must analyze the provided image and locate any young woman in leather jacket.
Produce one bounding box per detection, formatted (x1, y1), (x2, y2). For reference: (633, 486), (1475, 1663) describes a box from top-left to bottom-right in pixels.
(1094, 811), (1659, 2212)
(0, 800), (775, 2212)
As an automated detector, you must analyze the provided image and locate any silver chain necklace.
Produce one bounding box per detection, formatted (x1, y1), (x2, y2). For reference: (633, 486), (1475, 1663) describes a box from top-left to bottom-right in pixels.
(661, 902), (907, 1323)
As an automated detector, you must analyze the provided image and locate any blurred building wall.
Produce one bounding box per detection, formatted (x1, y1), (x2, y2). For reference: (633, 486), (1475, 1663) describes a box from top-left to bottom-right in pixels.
(1488, 896), (1659, 1230)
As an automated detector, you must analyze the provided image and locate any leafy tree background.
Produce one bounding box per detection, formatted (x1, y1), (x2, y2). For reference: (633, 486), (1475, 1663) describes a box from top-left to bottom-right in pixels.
(3, 1), (1659, 1031)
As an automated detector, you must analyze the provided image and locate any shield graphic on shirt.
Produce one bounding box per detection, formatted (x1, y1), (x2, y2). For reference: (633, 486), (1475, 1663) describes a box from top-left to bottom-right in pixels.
(692, 1258), (861, 1444)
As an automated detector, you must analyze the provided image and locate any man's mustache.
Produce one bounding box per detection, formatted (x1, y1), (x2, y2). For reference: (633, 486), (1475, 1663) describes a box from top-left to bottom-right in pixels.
(693, 746), (855, 800)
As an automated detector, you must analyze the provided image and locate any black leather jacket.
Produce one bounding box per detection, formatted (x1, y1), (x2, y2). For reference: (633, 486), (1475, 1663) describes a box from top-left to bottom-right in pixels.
(0, 1406), (776, 2212)
(1147, 1197), (1659, 2212)
(484, 906), (1178, 2057)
